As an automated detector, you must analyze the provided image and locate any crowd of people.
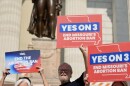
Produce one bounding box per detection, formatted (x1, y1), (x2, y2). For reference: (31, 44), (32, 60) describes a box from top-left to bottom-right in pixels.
(0, 45), (128, 86)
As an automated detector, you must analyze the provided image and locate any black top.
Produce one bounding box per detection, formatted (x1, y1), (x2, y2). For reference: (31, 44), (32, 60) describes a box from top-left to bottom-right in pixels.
(60, 82), (71, 86)
(60, 73), (84, 86)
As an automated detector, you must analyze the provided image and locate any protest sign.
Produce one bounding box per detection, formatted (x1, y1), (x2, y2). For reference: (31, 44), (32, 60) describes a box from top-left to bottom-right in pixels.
(88, 42), (130, 82)
(5, 50), (41, 74)
(57, 15), (102, 48)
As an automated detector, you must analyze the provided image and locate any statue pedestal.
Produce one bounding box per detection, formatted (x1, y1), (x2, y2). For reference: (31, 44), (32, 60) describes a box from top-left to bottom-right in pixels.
(29, 38), (61, 86)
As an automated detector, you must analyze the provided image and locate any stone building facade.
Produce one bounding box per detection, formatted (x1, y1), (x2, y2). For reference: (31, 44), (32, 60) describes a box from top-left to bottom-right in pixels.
(0, 0), (130, 86)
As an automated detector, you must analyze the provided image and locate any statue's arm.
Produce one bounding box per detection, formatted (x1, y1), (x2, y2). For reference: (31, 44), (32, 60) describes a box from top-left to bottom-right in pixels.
(57, 0), (62, 4)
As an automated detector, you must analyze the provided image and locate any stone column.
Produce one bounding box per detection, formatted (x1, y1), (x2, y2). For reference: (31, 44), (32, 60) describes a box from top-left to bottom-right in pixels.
(64, 0), (87, 81)
(65, 0), (87, 15)
(113, 0), (129, 42)
(128, 0), (130, 40)
(0, 0), (22, 82)
(113, 1), (130, 86)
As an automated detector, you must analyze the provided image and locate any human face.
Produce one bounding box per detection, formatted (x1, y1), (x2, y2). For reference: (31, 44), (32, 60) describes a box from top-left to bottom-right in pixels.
(58, 69), (72, 84)
(112, 82), (124, 86)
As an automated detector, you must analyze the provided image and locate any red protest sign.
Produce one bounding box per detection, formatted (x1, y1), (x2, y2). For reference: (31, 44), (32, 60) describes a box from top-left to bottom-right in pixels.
(88, 42), (130, 82)
(56, 15), (102, 48)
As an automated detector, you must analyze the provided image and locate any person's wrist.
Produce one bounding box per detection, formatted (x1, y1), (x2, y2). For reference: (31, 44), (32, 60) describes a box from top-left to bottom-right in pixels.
(2, 76), (6, 80)
(39, 70), (43, 75)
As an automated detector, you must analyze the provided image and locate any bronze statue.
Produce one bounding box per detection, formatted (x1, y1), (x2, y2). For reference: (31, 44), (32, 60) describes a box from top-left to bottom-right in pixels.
(28, 0), (62, 39)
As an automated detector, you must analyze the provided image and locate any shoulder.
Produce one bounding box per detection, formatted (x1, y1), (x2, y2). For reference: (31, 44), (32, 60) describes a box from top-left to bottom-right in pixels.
(68, 81), (83, 86)
(71, 73), (85, 86)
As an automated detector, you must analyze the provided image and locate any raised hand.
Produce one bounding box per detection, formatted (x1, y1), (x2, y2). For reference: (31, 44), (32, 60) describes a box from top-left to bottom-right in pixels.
(84, 73), (90, 86)
(2, 69), (10, 78)
(79, 44), (88, 73)
(36, 66), (44, 75)
(79, 44), (88, 54)
(0, 69), (10, 86)
(36, 66), (49, 86)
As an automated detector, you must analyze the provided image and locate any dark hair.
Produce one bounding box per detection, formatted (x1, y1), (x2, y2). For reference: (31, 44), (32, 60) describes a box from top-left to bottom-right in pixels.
(18, 77), (31, 84)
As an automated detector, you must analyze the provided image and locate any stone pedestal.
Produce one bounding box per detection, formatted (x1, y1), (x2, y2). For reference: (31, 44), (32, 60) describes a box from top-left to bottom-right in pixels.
(29, 38), (61, 86)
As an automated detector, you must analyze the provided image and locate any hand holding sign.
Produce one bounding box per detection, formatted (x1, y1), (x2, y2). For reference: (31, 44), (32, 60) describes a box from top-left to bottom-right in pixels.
(2, 69), (10, 78)
(36, 66), (49, 86)
(36, 66), (44, 74)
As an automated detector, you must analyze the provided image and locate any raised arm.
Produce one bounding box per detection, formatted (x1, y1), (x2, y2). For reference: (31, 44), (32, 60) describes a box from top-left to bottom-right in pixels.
(37, 67), (49, 86)
(79, 44), (90, 86)
(79, 44), (88, 71)
(0, 69), (10, 86)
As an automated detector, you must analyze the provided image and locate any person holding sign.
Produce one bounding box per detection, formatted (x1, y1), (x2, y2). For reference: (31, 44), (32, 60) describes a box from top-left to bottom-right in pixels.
(79, 45), (129, 86)
(58, 44), (89, 86)
(0, 69), (10, 86)
(36, 67), (49, 86)
(0, 67), (49, 86)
